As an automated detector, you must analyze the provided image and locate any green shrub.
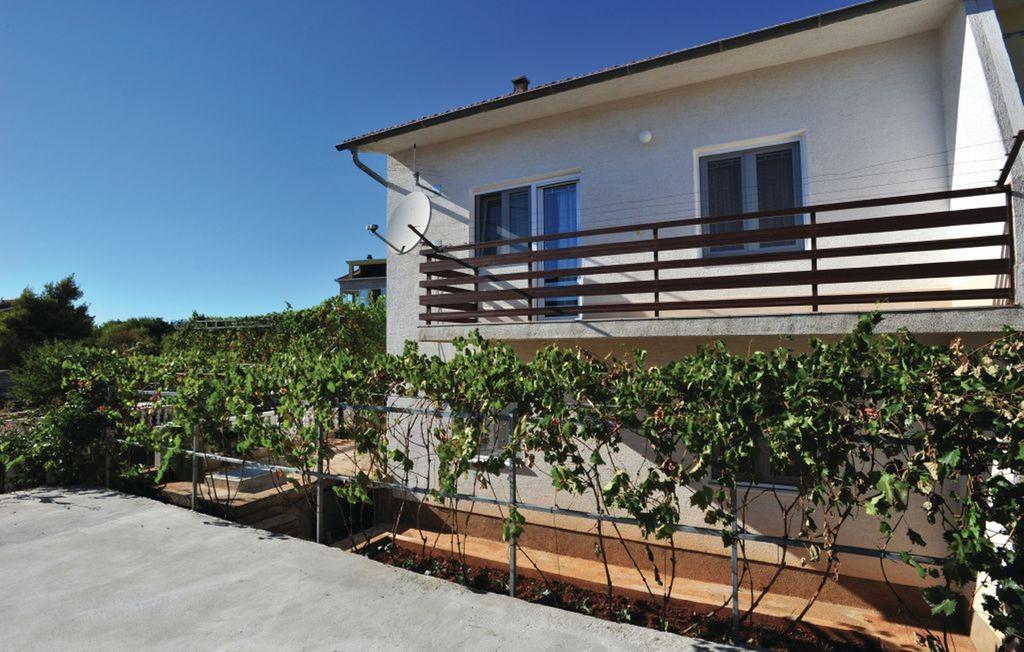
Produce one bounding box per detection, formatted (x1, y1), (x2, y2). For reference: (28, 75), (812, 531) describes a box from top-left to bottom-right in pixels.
(8, 341), (91, 408)
(94, 317), (174, 354)
(0, 395), (109, 489)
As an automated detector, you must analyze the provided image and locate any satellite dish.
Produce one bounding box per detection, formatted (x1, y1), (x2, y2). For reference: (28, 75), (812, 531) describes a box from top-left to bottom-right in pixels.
(383, 191), (431, 254)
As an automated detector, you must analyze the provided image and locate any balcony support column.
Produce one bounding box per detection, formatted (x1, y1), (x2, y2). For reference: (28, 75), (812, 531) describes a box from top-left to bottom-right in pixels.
(810, 211), (819, 312)
(653, 227), (660, 317)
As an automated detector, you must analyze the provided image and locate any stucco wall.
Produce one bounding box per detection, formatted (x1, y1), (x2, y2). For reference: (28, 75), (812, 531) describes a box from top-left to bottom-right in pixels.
(381, 397), (954, 589)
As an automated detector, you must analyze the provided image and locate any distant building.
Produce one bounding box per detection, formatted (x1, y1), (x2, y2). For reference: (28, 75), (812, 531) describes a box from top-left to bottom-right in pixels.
(335, 256), (386, 304)
(0, 298), (15, 313)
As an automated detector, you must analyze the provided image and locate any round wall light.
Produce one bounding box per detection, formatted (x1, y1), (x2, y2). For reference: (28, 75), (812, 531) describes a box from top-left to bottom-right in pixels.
(638, 130), (653, 145)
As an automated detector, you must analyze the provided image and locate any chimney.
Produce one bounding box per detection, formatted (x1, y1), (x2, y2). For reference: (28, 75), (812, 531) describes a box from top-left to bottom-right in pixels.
(511, 76), (530, 94)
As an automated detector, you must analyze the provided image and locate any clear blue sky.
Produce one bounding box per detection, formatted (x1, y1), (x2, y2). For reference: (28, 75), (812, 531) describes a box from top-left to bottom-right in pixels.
(1, 0), (853, 324)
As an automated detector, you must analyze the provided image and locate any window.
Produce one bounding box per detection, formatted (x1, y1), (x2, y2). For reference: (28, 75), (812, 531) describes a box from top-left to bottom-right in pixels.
(475, 187), (531, 256)
(539, 182), (580, 315)
(700, 142), (803, 256)
(712, 438), (801, 488)
(473, 177), (581, 318)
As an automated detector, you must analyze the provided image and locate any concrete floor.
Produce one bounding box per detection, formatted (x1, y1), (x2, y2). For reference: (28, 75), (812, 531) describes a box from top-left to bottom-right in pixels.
(0, 487), (733, 651)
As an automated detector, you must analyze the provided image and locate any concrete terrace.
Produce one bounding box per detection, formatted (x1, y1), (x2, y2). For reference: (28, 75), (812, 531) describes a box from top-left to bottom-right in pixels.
(0, 487), (732, 651)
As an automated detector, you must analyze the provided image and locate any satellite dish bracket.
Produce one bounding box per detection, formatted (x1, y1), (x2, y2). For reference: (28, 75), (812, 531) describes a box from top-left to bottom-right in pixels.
(367, 191), (433, 254)
(366, 224), (406, 254)
(407, 224), (441, 253)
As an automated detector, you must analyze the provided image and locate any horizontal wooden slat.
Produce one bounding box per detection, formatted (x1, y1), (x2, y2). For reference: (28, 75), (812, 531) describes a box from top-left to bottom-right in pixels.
(420, 288), (1014, 322)
(421, 259), (1010, 306)
(427, 185), (1005, 255)
(420, 206), (1006, 273)
(420, 235), (1010, 289)
(430, 302), (480, 312)
(429, 269), (476, 280)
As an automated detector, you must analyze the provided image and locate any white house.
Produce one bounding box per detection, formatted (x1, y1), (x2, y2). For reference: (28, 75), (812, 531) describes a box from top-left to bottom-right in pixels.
(336, 0), (1024, 648)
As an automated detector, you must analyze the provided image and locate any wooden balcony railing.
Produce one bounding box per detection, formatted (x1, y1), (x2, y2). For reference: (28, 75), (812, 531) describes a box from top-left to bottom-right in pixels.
(418, 186), (1016, 324)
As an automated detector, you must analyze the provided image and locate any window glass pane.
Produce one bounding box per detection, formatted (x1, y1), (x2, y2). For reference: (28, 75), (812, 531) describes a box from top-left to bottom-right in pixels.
(508, 189), (531, 253)
(476, 193), (502, 256)
(756, 149), (798, 249)
(763, 443), (800, 487)
(705, 157), (744, 253)
(542, 183), (579, 311)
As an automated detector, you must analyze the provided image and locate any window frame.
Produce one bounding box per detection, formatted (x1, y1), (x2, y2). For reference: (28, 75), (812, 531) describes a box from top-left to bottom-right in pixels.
(471, 173), (583, 320)
(698, 141), (805, 258)
(474, 186), (532, 257)
(711, 437), (802, 490)
(535, 179), (582, 319)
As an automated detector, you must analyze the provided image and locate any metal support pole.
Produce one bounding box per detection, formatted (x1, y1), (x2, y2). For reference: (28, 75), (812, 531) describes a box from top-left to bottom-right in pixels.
(1006, 188), (1016, 304)
(810, 211), (819, 312)
(316, 425), (325, 545)
(104, 385), (113, 487)
(996, 129), (1024, 189)
(730, 485), (740, 643)
(191, 431), (199, 511)
(653, 227), (660, 317)
(507, 410), (519, 598)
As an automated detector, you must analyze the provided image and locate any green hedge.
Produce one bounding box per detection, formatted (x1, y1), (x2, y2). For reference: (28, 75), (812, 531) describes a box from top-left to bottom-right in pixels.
(2, 312), (1020, 642)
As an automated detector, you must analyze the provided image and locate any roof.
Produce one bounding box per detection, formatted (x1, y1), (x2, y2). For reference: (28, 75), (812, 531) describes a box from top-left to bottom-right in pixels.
(345, 257), (385, 267)
(335, 0), (945, 154)
(335, 257), (387, 284)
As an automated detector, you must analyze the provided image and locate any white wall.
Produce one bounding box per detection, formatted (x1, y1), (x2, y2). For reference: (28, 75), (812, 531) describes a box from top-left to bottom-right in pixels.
(386, 27), (1011, 354)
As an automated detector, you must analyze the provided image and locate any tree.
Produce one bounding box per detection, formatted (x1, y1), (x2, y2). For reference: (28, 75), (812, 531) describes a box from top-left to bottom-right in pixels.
(0, 275), (94, 367)
(94, 317), (174, 354)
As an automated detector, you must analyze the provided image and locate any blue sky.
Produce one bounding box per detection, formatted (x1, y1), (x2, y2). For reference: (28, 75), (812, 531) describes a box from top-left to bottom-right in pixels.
(1, 0), (854, 324)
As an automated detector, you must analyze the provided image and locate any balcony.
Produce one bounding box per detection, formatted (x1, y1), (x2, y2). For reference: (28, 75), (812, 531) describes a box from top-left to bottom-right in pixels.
(418, 186), (1017, 337)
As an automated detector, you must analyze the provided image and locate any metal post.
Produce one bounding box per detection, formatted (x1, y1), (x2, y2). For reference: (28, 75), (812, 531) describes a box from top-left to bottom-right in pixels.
(1005, 188), (1016, 304)
(191, 430), (199, 511)
(316, 425), (325, 545)
(507, 410), (519, 598)
(730, 485), (740, 643)
(103, 438), (111, 487)
(653, 227), (660, 317)
(104, 385), (113, 487)
(809, 211), (819, 312)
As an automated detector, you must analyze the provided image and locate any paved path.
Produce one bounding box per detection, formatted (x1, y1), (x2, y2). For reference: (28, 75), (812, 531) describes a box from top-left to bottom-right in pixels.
(0, 487), (733, 651)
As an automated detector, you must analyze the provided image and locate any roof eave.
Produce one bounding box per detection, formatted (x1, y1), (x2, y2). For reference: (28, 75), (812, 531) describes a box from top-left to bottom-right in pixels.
(333, 0), (926, 153)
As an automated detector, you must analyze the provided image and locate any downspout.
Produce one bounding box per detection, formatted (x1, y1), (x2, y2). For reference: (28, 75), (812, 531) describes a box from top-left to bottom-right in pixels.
(348, 148), (389, 188)
(348, 146), (440, 195)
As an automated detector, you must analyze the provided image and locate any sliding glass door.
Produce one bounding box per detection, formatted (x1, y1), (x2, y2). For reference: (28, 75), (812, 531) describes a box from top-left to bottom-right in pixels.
(539, 181), (580, 317)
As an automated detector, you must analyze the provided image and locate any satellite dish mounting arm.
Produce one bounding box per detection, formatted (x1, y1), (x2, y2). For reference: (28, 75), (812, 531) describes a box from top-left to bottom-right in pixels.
(367, 224), (407, 254)
(407, 225), (442, 253)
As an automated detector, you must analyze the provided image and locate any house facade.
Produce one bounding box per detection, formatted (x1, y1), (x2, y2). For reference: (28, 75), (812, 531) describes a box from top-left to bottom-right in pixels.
(337, 0), (1023, 648)
(335, 256), (386, 304)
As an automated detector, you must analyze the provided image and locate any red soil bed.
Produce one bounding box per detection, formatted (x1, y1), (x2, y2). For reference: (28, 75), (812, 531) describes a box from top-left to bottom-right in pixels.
(362, 537), (887, 651)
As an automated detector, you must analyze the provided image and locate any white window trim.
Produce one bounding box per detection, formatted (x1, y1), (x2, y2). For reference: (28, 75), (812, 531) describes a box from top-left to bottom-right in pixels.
(470, 172), (583, 321)
(692, 132), (809, 257)
(535, 177), (583, 320)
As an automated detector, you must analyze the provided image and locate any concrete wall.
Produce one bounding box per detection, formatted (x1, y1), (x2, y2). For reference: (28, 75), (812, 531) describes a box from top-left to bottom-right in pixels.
(381, 396), (956, 592)
(948, 2), (1024, 648)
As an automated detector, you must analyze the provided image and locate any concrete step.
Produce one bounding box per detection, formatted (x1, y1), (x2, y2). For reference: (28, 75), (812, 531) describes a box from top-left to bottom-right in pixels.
(331, 524), (392, 552)
(249, 513), (300, 537)
(389, 528), (972, 652)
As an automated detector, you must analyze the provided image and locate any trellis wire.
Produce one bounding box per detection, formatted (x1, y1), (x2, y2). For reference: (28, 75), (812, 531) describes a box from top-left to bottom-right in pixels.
(113, 396), (949, 643)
